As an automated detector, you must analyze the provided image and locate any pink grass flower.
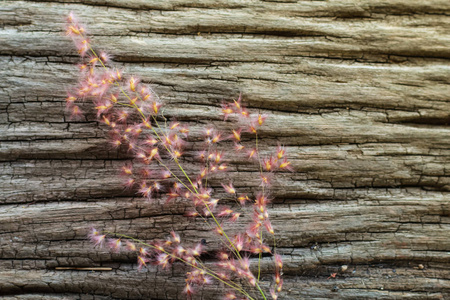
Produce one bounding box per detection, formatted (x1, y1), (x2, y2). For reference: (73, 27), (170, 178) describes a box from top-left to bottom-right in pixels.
(94, 100), (113, 117)
(75, 39), (90, 57)
(217, 252), (229, 261)
(107, 238), (122, 252)
(225, 292), (237, 300)
(257, 113), (268, 126)
(229, 212), (240, 222)
(264, 220), (275, 235)
(139, 247), (149, 256)
(234, 143), (244, 152)
(221, 104), (234, 120)
(184, 283), (195, 297)
(137, 255), (150, 270)
(217, 207), (233, 217)
(237, 194), (250, 206)
(123, 178), (135, 190)
(276, 144), (286, 159)
(170, 231), (181, 244)
(233, 234), (245, 252)
(156, 253), (170, 269)
(278, 157), (294, 172)
(263, 156), (277, 172)
(232, 94), (242, 110)
(275, 254), (283, 270)
(230, 129), (242, 142)
(189, 243), (203, 257)
(260, 173), (273, 187)
(121, 164), (133, 176)
(126, 241), (136, 251)
(239, 108), (250, 119)
(247, 148), (257, 160)
(99, 51), (111, 63)
(221, 182), (236, 194)
(270, 289), (278, 300)
(138, 183), (152, 199)
(166, 190), (180, 202)
(65, 93), (77, 107)
(65, 13), (286, 299)
(88, 228), (106, 248)
(207, 198), (219, 210)
(128, 76), (139, 92)
(69, 105), (84, 120)
(161, 170), (171, 179)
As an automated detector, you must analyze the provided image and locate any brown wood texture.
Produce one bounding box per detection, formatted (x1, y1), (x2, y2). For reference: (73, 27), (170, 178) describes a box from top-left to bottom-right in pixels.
(1, 1), (450, 299)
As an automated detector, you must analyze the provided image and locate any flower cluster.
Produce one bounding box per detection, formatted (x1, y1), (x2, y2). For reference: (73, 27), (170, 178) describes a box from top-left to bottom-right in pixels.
(66, 12), (290, 300)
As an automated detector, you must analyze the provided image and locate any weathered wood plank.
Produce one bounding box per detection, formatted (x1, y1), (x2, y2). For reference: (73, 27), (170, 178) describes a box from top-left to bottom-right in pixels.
(0, 0), (449, 299)
(1, 57), (450, 113)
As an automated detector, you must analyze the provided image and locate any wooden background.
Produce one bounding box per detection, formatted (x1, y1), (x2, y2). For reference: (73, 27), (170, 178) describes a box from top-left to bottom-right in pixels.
(1, 1), (449, 299)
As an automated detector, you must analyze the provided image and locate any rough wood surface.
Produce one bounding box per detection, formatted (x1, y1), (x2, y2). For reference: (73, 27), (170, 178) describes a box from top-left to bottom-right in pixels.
(1, 1), (449, 299)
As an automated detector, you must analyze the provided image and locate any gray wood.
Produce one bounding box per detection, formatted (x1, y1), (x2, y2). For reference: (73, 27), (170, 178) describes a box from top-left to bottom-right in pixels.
(1, 0), (449, 299)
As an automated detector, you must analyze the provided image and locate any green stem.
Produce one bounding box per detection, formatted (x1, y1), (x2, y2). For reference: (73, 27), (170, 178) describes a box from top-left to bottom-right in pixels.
(254, 132), (265, 283)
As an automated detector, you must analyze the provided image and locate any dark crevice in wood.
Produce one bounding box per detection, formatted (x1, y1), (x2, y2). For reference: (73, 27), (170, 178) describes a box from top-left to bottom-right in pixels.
(3, 49), (449, 64)
(390, 116), (450, 127)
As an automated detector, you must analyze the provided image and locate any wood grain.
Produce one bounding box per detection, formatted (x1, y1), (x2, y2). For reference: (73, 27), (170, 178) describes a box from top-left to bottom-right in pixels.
(1, 0), (449, 299)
